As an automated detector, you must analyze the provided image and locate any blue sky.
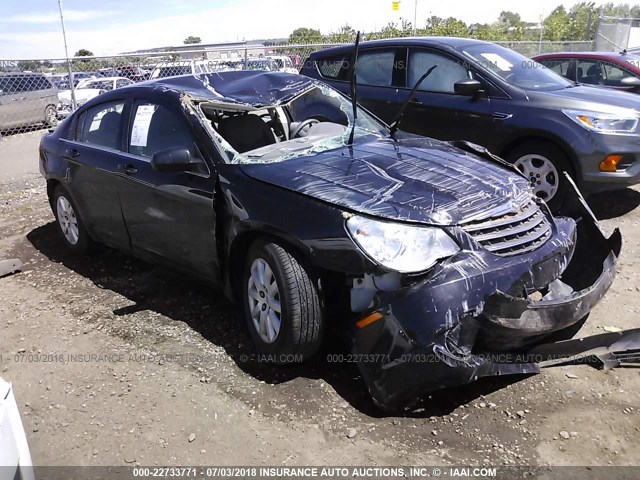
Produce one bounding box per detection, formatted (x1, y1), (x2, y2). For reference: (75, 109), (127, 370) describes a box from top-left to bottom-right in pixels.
(0, 0), (612, 59)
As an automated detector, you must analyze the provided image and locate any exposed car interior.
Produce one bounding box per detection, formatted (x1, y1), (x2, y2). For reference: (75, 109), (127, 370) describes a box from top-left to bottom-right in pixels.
(197, 87), (362, 162)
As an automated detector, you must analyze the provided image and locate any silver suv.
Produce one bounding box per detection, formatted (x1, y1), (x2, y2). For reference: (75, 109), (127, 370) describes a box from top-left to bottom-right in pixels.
(0, 72), (58, 131)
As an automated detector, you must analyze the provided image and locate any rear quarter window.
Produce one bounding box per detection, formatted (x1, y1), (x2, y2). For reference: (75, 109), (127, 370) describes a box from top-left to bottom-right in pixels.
(315, 54), (350, 81)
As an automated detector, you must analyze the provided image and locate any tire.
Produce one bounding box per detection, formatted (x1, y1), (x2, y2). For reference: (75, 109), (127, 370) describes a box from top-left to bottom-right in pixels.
(242, 240), (324, 362)
(44, 105), (58, 128)
(504, 141), (574, 212)
(51, 185), (93, 254)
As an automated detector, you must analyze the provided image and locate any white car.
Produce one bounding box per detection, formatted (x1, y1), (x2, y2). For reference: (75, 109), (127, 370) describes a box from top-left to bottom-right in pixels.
(150, 60), (213, 79)
(0, 377), (34, 480)
(266, 55), (298, 74)
(57, 76), (134, 117)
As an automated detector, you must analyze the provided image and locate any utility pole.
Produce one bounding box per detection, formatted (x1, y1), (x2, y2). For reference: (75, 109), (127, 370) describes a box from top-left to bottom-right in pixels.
(538, 15), (545, 54)
(413, 0), (417, 36)
(58, 0), (76, 111)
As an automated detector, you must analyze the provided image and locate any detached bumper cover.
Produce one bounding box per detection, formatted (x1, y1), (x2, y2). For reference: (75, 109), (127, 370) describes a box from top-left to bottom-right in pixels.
(352, 182), (624, 411)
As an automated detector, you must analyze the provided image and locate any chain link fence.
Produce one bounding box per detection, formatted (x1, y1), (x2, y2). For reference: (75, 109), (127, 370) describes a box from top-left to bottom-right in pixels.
(0, 39), (593, 138)
(595, 15), (640, 51)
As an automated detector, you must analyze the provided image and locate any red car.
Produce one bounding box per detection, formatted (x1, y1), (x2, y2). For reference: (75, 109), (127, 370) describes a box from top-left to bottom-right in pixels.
(533, 51), (640, 94)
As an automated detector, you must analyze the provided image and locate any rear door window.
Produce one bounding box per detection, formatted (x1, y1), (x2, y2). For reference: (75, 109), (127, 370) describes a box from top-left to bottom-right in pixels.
(77, 100), (126, 150)
(356, 49), (398, 87)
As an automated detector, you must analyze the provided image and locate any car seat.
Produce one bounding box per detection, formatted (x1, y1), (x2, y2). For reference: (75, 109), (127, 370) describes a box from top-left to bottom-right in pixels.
(584, 64), (603, 85)
(217, 114), (276, 153)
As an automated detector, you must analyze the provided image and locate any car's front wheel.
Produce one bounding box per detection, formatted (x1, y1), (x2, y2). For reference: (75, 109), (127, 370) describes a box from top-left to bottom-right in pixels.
(505, 141), (573, 211)
(52, 185), (92, 254)
(242, 241), (324, 362)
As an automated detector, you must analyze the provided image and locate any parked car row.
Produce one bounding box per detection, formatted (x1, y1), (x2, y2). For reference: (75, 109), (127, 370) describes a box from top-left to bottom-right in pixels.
(300, 38), (640, 208)
(57, 76), (134, 118)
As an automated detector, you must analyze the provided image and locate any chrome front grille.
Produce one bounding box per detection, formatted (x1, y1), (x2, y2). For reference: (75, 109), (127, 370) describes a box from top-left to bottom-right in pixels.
(463, 201), (552, 256)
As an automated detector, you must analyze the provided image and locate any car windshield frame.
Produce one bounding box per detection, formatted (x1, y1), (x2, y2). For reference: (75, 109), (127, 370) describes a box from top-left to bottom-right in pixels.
(198, 84), (390, 165)
(459, 43), (574, 91)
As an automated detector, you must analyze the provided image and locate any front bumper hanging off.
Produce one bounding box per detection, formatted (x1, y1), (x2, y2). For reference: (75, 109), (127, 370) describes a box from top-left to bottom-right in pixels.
(350, 180), (634, 411)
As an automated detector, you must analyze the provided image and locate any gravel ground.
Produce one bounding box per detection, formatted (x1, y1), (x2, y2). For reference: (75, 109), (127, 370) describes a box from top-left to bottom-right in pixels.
(0, 131), (639, 468)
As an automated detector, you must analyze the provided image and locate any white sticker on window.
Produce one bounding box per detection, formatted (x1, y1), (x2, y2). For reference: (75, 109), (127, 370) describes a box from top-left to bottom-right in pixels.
(130, 105), (156, 147)
(479, 53), (513, 72)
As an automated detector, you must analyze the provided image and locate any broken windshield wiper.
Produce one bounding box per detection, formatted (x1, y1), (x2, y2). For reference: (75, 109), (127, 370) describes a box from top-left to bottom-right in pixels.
(389, 65), (438, 138)
(348, 31), (361, 146)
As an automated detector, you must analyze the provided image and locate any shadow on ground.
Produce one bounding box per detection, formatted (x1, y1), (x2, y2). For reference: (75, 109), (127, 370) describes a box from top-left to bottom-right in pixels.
(23, 221), (529, 418)
(588, 188), (640, 220)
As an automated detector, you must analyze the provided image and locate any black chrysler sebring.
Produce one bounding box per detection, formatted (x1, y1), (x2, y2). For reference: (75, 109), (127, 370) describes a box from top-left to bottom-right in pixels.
(39, 71), (621, 410)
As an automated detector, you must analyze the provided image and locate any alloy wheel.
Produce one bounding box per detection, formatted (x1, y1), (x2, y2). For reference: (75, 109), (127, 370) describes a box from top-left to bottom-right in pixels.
(514, 153), (559, 201)
(56, 195), (79, 245)
(247, 257), (282, 343)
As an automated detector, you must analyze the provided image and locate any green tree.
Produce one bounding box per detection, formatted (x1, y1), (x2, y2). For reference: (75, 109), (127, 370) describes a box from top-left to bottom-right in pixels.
(183, 36), (202, 44)
(288, 27), (323, 43)
(422, 16), (469, 37)
(326, 24), (357, 43)
(542, 6), (570, 41)
(74, 49), (93, 57)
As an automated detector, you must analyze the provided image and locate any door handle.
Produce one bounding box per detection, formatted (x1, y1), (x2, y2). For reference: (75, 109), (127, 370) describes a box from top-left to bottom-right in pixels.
(11, 98), (19, 102)
(65, 148), (80, 159)
(408, 99), (423, 105)
(118, 164), (138, 175)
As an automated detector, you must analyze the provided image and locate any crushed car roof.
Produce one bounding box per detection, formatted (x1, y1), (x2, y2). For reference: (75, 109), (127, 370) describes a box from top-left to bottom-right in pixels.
(136, 71), (317, 108)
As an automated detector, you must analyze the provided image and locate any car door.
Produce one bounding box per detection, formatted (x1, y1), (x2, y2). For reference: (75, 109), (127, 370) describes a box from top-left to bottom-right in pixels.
(401, 47), (494, 144)
(60, 98), (132, 248)
(117, 98), (219, 279)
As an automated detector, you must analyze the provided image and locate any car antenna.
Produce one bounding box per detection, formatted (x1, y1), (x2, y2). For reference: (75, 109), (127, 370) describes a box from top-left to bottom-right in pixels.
(348, 31), (361, 146)
(389, 65), (438, 138)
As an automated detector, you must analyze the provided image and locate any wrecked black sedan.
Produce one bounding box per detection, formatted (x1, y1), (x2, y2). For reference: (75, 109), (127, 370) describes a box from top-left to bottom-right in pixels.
(39, 71), (621, 410)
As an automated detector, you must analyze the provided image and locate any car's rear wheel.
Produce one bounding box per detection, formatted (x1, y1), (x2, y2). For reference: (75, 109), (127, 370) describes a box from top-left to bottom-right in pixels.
(44, 105), (58, 128)
(242, 241), (324, 362)
(505, 141), (573, 212)
(52, 185), (92, 254)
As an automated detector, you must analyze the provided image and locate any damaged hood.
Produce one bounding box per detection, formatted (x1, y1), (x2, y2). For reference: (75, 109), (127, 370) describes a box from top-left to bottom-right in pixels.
(240, 137), (532, 225)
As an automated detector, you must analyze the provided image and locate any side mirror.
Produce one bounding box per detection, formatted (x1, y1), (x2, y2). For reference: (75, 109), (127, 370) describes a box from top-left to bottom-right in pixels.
(454, 79), (484, 97)
(151, 148), (201, 172)
(621, 76), (640, 87)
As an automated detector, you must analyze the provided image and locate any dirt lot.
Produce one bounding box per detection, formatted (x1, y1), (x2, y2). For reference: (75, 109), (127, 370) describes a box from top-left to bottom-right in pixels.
(1, 130), (639, 468)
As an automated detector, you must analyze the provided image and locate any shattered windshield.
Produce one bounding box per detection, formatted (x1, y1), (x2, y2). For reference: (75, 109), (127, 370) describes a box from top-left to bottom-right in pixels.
(199, 84), (388, 165)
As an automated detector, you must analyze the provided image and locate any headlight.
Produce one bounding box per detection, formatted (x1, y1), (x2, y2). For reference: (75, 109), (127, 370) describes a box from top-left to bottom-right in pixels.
(346, 216), (460, 273)
(563, 109), (639, 135)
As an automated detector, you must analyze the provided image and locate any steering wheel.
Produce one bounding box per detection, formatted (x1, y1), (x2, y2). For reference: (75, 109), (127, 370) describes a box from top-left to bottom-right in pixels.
(290, 118), (320, 138)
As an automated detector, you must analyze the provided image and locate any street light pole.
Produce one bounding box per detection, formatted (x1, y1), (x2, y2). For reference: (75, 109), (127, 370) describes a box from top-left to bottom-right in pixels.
(58, 0), (76, 111)
(413, 0), (417, 36)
